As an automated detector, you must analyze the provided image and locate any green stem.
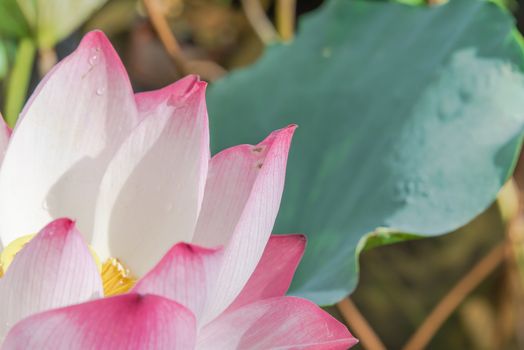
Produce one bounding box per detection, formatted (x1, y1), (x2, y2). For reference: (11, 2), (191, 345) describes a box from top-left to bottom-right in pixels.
(4, 37), (35, 128)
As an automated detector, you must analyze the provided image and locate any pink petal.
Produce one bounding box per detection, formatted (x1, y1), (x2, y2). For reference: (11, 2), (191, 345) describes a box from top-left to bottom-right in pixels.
(193, 126), (296, 323)
(132, 243), (223, 323)
(92, 78), (209, 274)
(227, 234), (306, 312)
(2, 293), (196, 350)
(0, 219), (103, 341)
(0, 31), (139, 247)
(197, 297), (358, 350)
(0, 114), (11, 165)
(135, 75), (201, 118)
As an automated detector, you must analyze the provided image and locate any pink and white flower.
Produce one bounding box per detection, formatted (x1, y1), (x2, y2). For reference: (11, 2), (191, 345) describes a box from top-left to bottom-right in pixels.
(0, 31), (357, 349)
(1, 219), (356, 349)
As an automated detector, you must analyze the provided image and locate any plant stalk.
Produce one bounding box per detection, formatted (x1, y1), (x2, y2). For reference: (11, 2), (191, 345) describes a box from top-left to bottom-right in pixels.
(4, 37), (35, 127)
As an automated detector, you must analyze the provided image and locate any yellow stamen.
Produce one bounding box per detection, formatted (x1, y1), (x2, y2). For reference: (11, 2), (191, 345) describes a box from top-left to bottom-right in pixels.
(101, 258), (136, 296)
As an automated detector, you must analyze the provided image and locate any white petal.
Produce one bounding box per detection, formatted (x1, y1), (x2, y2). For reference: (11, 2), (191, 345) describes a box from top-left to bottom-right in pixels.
(92, 79), (209, 275)
(193, 126), (296, 323)
(0, 31), (139, 248)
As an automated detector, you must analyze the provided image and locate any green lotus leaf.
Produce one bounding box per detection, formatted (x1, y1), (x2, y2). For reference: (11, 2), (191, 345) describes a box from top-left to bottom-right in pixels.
(208, 0), (524, 304)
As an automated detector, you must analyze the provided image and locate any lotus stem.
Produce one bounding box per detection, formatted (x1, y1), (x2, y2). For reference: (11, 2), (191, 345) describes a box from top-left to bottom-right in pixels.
(5, 37), (35, 127)
(38, 47), (57, 78)
(142, 0), (226, 81)
(276, 0), (296, 41)
(241, 0), (280, 45)
(142, 0), (187, 74)
(337, 297), (386, 350)
(402, 243), (505, 350)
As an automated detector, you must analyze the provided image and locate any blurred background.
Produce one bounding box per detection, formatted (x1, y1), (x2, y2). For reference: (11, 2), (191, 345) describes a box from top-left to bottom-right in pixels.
(2, 0), (524, 349)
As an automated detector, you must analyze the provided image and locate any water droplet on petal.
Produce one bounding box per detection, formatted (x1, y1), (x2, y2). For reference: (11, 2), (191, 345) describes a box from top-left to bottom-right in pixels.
(96, 87), (106, 96)
(89, 53), (100, 66)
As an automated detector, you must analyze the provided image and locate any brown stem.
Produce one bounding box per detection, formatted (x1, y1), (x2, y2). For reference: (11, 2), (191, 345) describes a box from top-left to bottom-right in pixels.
(241, 0), (280, 44)
(38, 47), (57, 78)
(142, 0), (226, 81)
(402, 243), (505, 350)
(499, 179), (524, 348)
(337, 297), (386, 350)
(142, 0), (187, 73)
(276, 0), (296, 41)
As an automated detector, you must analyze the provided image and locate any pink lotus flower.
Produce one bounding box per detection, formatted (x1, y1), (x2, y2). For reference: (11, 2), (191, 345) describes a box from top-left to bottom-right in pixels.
(0, 31), (357, 349)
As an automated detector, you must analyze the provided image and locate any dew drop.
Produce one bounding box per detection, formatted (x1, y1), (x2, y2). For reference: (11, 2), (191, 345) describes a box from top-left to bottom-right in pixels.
(89, 51), (100, 66)
(96, 87), (106, 96)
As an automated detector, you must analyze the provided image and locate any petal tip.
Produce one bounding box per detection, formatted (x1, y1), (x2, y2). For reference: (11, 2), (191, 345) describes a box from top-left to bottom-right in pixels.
(161, 75), (207, 107)
(295, 233), (307, 241)
(81, 30), (111, 47)
(170, 242), (221, 257)
(273, 233), (307, 248)
(286, 123), (298, 131)
(77, 30), (125, 72)
(280, 124), (298, 138)
(266, 124), (297, 142)
(181, 76), (207, 97)
(115, 293), (174, 310)
(40, 218), (77, 238)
